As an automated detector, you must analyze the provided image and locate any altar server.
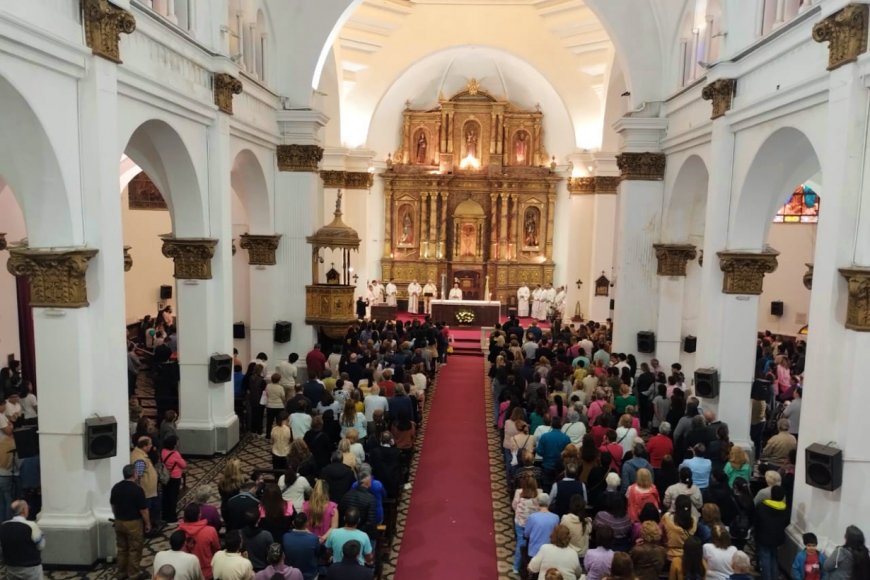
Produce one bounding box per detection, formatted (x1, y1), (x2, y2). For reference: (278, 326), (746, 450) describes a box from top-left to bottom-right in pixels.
(542, 283), (556, 321)
(385, 279), (398, 306)
(370, 280), (385, 305)
(517, 284), (531, 318)
(531, 284), (544, 320)
(407, 279), (422, 314)
(554, 285), (567, 320)
(448, 282), (463, 300)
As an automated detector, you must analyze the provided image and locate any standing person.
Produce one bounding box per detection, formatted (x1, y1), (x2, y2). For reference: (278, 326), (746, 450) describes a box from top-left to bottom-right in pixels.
(211, 529), (255, 580)
(306, 345), (327, 380)
(283, 513), (321, 580)
(584, 526), (615, 580)
(422, 279), (438, 315)
(0, 500), (45, 580)
(110, 464), (151, 580)
(325, 507), (373, 565)
(326, 540), (374, 580)
(277, 354), (299, 400)
(131, 435), (161, 534)
(525, 494), (561, 564)
(154, 530), (205, 580)
(160, 435), (187, 524)
(755, 486), (790, 580)
(670, 535), (705, 580)
(245, 363), (267, 437)
(512, 475), (542, 574)
(407, 279), (422, 314)
(630, 521), (667, 580)
(271, 412), (292, 470)
(179, 502), (221, 579)
(385, 279), (398, 307)
(518, 284), (531, 318)
(823, 525), (870, 580)
(528, 524), (584, 580)
(792, 532), (826, 580)
(265, 373), (288, 439)
(254, 543), (304, 580)
(626, 468), (659, 522)
(703, 527), (738, 580)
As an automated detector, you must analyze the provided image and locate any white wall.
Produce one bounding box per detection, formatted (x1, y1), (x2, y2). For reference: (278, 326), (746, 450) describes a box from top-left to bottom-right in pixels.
(0, 185), (26, 360)
(121, 187), (175, 324)
(757, 222), (815, 336)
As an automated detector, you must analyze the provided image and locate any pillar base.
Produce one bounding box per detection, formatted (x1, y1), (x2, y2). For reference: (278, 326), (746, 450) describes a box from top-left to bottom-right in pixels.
(39, 513), (115, 567)
(177, 415), (240, 456)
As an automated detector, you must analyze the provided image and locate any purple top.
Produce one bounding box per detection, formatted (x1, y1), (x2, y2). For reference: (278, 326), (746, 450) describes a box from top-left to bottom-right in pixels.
(583, 547), (614, 580)
(254, 564), (304, 580)
(199, 503), (222, 533)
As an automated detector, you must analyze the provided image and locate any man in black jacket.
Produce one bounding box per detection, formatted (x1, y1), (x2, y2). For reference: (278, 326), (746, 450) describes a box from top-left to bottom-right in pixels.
(339, 469), (378, 538)
(0, 500), (45, 579)
(549, 463), (586, 518)
(755, 485), (790, 580)
(327, 540), (374, 580)
(369, 432), (403, 499)
(321, 451), (356, 503)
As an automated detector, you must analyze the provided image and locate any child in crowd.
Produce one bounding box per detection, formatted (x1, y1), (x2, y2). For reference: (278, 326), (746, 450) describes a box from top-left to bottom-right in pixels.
(792, 532), (826, 580)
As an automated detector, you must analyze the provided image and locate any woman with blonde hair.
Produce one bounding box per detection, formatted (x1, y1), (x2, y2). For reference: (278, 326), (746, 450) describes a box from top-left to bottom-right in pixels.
(561, 495), (592, 558)
(616, 413), (638, 455)
(512, 474), (543, 573)
(217, 458), (247, 523)
(340, 398), (367, 440)
(270, 411), (292, 470)
(528, 524), (584, 580)
(724, 446), (751, 487)
(302, 479), (338, 542)
(630, 521), (667, 580)
(627, 468), (660, 522)
(504, 407), (527, 466)
(338, 438), (357, 473)
(344, 428), (365, 465)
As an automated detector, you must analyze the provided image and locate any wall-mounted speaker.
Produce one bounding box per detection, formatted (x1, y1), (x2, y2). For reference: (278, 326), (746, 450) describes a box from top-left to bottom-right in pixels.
(233, 322), (246, 339)
(637, 331), (656, 353)
(694, 368), (720, 398)
(160, 285), (173, 300)
(274, 321), (292, 343)
(85, 416), (118, 460)
(208, 354), (233, 383)
(609, 299), (615, 310)
(771, 301), (784, 316)
(683, 335), (697, 353)
(805, 443), (843, 491)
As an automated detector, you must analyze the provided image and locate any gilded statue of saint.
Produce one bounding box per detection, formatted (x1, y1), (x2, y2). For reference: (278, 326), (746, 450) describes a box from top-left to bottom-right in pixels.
(401, 210), (413, 244)
(514, 131), (528, 165)
(465, 126), (478, 159)
(460, 223), (477, 257)
(415, 131), (427, 164)
(524, 208), (539, 247)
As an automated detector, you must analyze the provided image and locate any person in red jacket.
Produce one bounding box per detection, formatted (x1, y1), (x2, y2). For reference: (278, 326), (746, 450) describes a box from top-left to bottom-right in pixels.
(646, 422), (674, 469)
(306, 345), (327, 379)
(179, 502), (221, 579)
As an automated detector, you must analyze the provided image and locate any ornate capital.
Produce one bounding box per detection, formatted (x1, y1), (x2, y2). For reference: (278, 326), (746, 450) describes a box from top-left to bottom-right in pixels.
(239, 234), (281, 266)
(616, 152), (666, 181)
(81, 0), (136, 63)
(803, 263), (814, 290)
(717, 249), (779, 295)
(160, 236), (218, 280)
(653, 244), (698, 276)
(701, 79), (737, 119)
(277, 145), (324, 172)
(214, 73), (243, 115)
(595, 176), (620, 194)
(320, 171), (346, 188)
(0, 233), (6, 251)
(813, 4), (869, 70)
(840, 267), (870, 331)
(345, 172), (374, 190)
(567, 177), (595, 195)
(123, 245), (133, 272)
(7, 247), (99, 308)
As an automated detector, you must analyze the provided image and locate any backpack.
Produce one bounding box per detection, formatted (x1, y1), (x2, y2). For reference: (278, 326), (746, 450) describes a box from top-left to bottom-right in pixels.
(156, 461), (170, 485)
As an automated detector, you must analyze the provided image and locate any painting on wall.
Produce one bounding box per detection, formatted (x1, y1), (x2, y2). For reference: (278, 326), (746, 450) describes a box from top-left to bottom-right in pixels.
(396, 203), (416, 248)
(128, 171), (168, 211)
(774, 184), (819, 223)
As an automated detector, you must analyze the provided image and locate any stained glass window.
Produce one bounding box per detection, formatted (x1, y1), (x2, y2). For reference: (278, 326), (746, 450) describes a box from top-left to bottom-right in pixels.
(773, 184), (820, 223)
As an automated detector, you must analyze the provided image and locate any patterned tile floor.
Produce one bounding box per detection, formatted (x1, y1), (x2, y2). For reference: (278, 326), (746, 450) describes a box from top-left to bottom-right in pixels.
(33, 368), (439, 579)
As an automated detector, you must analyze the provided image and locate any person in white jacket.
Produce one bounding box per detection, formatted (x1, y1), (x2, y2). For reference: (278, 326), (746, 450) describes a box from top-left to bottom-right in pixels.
(528, 524), (584, 580)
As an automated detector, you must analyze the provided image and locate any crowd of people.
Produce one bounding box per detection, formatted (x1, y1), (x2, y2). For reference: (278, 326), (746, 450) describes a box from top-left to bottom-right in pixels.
(488, 317), (869, 580)
(103, 318), (447, 580)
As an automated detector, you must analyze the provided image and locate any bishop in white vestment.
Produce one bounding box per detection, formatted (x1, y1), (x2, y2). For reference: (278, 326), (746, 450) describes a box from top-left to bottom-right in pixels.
(517, 284), (531, 317)
(448, 283), (463, 300)
(407, 280), (422, 314)
(385, 279), (398, 306)
(541, 283), (556, 321)
(531, 285), (544, 320)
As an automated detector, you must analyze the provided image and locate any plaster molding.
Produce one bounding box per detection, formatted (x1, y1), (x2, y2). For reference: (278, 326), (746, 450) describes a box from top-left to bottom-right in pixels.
(701, 79), (737, 119)
(160, 236), (218, 280)
(277, 145), (324, 172)
(213, 73), (242, 115)
(239, 234), (281, 266)
(6, 246), (99, 308)
(813, 4), (869, 71)
(123, 245), (132, 272)
(616, 152), (666, 181)
(839, 267), (870, 331)
(81, 0), (136, 63)
(717, 249), (779, 295)
(653, 244), (697, 276)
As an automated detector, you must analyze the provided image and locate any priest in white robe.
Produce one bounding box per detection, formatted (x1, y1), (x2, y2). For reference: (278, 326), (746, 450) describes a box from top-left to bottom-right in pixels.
(407, 279), (422, 314)
(448, 283), (463, 300)
(517, 284), (531, 317)
(385, 279), (398, 306)
(554, 285), (567, 320)
(422, 279), (438, 314)
(531, 284), (544, 320)
(365, 284), (376, 319)
(541, 283), (557, 321)
(370, 280), (384, 305)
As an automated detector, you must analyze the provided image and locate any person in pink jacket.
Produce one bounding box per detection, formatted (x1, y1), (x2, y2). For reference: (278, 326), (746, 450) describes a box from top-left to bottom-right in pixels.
(160, 435), (187, 523)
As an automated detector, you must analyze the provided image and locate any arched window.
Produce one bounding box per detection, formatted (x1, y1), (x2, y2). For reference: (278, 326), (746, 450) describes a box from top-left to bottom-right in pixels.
(773, 184), (820, 223)
(255, 9), (267, 81)
(227, 0), (243, 67)
(705, 0), (722, 63)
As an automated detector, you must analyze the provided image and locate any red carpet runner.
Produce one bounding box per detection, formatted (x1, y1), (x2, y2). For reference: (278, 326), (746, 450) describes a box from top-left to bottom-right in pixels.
(393, 354), (498, 579)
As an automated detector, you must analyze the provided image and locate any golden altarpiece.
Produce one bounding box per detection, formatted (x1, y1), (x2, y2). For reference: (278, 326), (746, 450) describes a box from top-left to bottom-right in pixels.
(380, 81), (560, 303)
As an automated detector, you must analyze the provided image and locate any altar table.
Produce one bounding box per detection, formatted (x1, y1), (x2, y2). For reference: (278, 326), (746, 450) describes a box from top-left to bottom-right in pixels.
(430, 299), (501, 326)
(371, 304), (398, 320)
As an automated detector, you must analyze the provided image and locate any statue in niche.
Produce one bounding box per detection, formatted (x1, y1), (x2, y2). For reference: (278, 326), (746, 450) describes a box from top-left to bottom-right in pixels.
(415, 130), (428, 164)
(399, 205), (414, 245)
(465, 125), (479, 159)
(524, 207), (540, 247)
(514, 131), (529, 165)
(460, 223), (477, 257)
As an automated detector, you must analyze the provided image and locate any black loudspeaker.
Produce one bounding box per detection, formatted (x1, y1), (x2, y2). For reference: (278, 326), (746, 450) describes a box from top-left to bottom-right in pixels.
(684, 335), (697, 353)
(233, 322), (246, 339)
(637, 331), (656, 353)
(160, 285), (173, 300)
(771, 301), (784, 316)
(85, 416), (118, 460)
(274, 321), (292, 343)
(609, 299), (615, 310)
(209, 354), (233, 383)
(805, 443), (843, 491)
(694, 368), (720, 398)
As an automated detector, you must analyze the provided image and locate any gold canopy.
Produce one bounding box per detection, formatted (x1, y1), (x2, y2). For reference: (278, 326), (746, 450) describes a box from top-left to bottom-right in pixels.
(306, 191), (361, 251)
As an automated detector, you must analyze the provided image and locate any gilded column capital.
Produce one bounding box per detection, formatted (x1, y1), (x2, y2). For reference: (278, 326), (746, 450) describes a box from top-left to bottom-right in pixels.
(717, 249), (779, 295)
(839, 267), (870, 331)
(701, 79), (737, 119)
(320, 171), (346, 188)
(0, 233), (6, 251)
(345, 172), (374, 190)
(81, 0), (136, 63)
(6, 246), (99, 308)
(567, 177), (595, 195)
(239, 233), (281, 266)
(653, 244), (697, 276)
(803, 263), (814, 290)
(813, 4), (869, 70)
(123, 245), (133, 272)
(594, 176), (620, 194)
(214, 73), (243, 115)
(616, 152), (666, 181)
(160, 236), (218, 280)
(277, 145), (324, 172)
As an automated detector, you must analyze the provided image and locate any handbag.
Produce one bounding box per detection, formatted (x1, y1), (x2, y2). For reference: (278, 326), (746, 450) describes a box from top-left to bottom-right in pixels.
(510, 434), (531, 467)
(259, 389), (267, 406)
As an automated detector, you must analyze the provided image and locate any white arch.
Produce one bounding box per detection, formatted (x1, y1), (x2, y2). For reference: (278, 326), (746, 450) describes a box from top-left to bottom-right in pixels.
(665, 154), (710, 243)
(231, 149), (272, 234)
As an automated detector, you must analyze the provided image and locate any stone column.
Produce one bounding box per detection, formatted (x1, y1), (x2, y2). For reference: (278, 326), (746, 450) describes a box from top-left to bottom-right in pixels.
(241, 234), (282, 363)
(383, 189), (393, 259)
(439, 191), (449, 259)
(611, 118), (668, 354)
(510, 193), (519, 260)
(429, 191), (438, 258)
(489, 193), (499, 260)
(653, 244), (697, 367)
(545, 190), (556, 262)
(499, 192), (509, 260)
(274, 111), (327, 366)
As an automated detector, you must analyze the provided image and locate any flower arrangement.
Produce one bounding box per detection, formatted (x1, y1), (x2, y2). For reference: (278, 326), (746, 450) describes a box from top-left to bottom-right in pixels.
(455, 309), (475, 324)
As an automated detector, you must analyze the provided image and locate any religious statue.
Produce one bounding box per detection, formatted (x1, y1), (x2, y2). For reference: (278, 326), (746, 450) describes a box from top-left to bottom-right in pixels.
(514, 131), (529, 165)
(400, 207), (413, 244)
(459, 223), (477, 257)
(524, 208), (539, 247)
(415, 131), (427, 164)
(465, 125), (479, 159)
